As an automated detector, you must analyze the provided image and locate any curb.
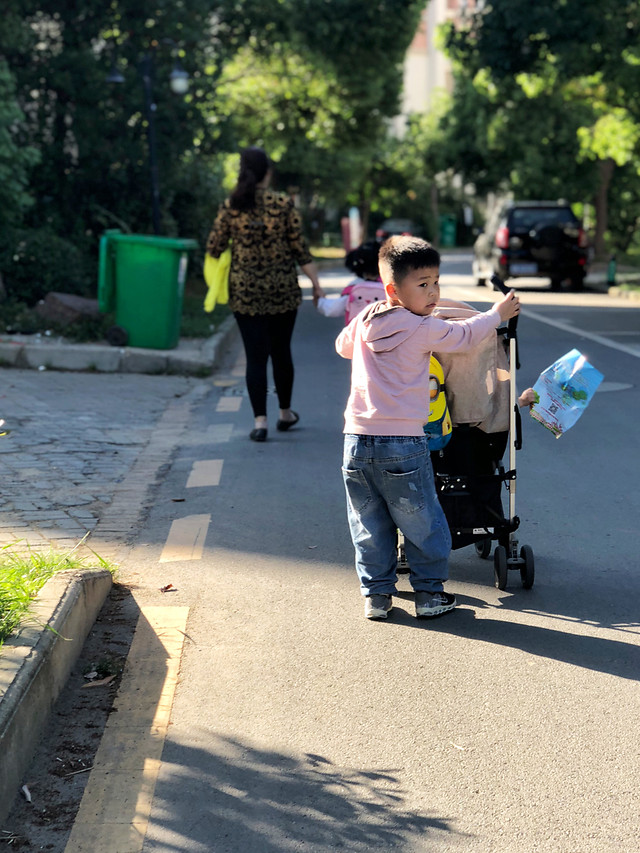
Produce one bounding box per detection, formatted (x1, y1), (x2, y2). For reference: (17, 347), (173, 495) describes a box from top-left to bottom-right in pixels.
(608, 286), (640, 302)
(0, 314), (239, 376)
(0, 568), (113, 825)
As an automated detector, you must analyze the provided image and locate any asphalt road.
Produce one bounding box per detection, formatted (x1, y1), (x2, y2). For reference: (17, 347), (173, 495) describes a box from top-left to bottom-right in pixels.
(5, 254), (640, 851)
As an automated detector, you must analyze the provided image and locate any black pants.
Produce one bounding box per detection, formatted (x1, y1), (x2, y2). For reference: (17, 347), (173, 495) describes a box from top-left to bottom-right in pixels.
(234, 310), (297, 417)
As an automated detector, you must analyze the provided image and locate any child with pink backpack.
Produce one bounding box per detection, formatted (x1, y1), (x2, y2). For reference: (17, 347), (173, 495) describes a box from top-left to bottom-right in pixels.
(317, 240), (386, 324)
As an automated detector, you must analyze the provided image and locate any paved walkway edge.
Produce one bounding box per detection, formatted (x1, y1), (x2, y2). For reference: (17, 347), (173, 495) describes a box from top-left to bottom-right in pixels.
(0, 568), (113, 824)
(0, 313), (240, 375)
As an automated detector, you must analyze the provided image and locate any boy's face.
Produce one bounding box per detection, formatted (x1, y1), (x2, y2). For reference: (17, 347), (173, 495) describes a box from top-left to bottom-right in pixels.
(385, 266), (440, 316)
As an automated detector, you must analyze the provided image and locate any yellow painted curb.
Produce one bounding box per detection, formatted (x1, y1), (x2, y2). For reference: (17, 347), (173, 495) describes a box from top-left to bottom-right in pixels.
(64, 606), (189, 853)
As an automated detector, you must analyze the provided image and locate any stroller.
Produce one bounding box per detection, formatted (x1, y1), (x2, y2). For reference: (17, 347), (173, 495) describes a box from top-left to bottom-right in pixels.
(398, 274), (534, 590)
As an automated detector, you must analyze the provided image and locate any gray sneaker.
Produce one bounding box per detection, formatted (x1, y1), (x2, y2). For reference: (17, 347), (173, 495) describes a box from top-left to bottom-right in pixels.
(415, 591), (456, 618)
(365, 594), (393, 620)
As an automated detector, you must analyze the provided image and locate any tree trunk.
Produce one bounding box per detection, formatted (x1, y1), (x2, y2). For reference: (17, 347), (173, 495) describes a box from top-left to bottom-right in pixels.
(593, 157), (615, 259)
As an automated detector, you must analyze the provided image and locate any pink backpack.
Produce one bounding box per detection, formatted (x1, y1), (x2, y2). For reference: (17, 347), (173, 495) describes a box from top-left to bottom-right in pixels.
(342, 278), (386, 325)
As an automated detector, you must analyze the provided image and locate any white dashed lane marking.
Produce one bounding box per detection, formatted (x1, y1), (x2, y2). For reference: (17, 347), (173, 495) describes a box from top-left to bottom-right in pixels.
(159, 514), (211, 562)
(160, 368), (244, 563)
(186, 459), (223, 488)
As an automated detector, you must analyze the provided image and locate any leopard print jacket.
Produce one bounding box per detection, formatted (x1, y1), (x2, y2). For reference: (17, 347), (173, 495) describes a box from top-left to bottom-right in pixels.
(206, 189), (313, 316)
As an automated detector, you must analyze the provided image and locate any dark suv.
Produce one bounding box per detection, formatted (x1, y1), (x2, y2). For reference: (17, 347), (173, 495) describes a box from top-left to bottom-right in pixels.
(472, 201), (589, 290)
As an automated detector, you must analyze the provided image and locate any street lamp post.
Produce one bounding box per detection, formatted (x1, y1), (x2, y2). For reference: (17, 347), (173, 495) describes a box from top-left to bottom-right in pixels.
(107, 41), (189, 235)
(139, 52), (161, 235)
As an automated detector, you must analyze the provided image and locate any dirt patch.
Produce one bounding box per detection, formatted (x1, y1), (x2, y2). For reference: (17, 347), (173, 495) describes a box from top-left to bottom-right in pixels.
(0, 583), (140, 850)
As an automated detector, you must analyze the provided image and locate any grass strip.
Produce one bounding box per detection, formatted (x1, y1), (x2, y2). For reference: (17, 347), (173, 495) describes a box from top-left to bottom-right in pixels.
(0, 542), (115, 648)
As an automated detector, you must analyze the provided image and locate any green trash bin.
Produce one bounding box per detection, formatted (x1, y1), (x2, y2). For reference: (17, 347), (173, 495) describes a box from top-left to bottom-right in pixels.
(98, 230), (199, 350)
(438, 214), (457, 248)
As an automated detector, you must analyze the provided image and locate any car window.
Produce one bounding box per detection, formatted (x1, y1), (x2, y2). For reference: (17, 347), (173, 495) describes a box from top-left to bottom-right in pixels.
(509, 208), (576, 231)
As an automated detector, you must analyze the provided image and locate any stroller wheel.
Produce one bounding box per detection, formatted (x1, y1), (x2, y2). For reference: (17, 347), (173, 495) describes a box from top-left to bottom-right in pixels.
(494, 545), (508, 590)
(474, 537), (492, 560)
(520, 544), (535, 589)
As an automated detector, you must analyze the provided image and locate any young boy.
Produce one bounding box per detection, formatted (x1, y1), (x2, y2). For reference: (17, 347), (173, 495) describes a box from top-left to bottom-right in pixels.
(335, 236), (521, 620)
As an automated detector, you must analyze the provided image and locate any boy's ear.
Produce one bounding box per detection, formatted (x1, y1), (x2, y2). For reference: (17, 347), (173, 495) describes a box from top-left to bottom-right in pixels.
(385, 281), (398, 301)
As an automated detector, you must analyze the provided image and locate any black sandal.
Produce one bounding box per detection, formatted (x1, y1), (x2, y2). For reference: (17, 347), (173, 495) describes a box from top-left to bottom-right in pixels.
(249, 428), (267, 442)
(276, 411), (299, 432)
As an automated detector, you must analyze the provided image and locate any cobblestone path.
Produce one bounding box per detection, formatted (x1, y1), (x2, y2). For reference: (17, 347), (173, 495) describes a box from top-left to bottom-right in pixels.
(0, 370), (203, 555)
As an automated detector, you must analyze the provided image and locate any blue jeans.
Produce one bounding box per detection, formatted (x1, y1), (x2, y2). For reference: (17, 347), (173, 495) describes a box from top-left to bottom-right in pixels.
(342, 435), (451, 596)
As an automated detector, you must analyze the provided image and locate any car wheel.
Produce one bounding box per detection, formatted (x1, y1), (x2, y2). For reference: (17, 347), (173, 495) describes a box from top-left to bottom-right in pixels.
(570, 273), (585, 292)
(106, 325), (129, 347)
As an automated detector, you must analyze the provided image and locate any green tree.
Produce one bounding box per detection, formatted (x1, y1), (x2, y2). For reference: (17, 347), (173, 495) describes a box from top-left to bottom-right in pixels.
(0, 60), (39, 228)
(1, 0), (425, 297)
(442, 0), (640, 255)
(216, 0), (426, 232)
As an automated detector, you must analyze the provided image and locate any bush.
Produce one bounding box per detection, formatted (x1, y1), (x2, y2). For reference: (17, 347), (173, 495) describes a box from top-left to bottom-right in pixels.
(1, 296), (115, 341)
(0, 227), (93, 306)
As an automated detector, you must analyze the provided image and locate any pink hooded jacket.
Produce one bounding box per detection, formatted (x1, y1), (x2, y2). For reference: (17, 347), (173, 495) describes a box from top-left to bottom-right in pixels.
(335, 300), (502, 436)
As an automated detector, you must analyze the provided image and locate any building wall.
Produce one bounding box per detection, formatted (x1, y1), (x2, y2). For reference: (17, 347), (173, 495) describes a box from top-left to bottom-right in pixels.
(399, 0), (476, 119)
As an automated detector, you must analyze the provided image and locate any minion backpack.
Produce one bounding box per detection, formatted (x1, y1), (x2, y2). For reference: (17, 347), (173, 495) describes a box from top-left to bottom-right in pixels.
(424, 356), (452, 450)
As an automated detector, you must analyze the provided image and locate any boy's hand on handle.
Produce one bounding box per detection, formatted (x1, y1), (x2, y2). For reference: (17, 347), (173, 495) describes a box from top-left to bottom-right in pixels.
(496, 289), (521, 322)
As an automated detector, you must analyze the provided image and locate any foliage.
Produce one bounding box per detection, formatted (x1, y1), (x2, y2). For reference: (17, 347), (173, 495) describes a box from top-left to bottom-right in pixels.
(215, 0), (425, 221)
(2, 283), (229, 341)
(0, 59), (40, 226)
(440, 2), (640, 253)
(0, 0), (426, 285)
(0, 542), (114, 648)
(606, 164), (640, 252)
(0, 227), (92, 305)
(1, 0), (247, 256)
(180, 294), (229, 339)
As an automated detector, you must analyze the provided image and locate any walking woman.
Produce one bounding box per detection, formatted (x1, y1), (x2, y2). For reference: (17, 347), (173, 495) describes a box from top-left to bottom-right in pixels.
(207, 147), (325, 442)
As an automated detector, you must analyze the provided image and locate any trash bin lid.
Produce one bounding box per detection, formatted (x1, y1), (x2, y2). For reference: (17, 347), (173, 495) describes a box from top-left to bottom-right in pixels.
(108, 233), (199, 251)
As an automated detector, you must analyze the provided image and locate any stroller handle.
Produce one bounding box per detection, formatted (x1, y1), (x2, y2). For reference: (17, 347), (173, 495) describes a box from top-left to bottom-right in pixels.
(490, 273), (520, 370)
(490, 273), (519, 338)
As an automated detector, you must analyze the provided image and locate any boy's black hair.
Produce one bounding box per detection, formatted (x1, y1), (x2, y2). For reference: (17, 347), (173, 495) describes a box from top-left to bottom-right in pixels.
(378, 235), (440, 285)
(344, 239), (380, 278)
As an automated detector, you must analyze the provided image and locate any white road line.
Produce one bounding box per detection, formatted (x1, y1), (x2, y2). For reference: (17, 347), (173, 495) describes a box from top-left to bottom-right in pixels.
(521, 308), (640, 359)
(186, 459), (223, 488)
(159, 514), (210, 562)
(216, 396), (242, 412)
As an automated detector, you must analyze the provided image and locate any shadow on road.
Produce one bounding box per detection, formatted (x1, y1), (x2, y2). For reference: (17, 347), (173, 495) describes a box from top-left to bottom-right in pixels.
(147, 733), (456, 852)
(393, 590), (640, 683)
